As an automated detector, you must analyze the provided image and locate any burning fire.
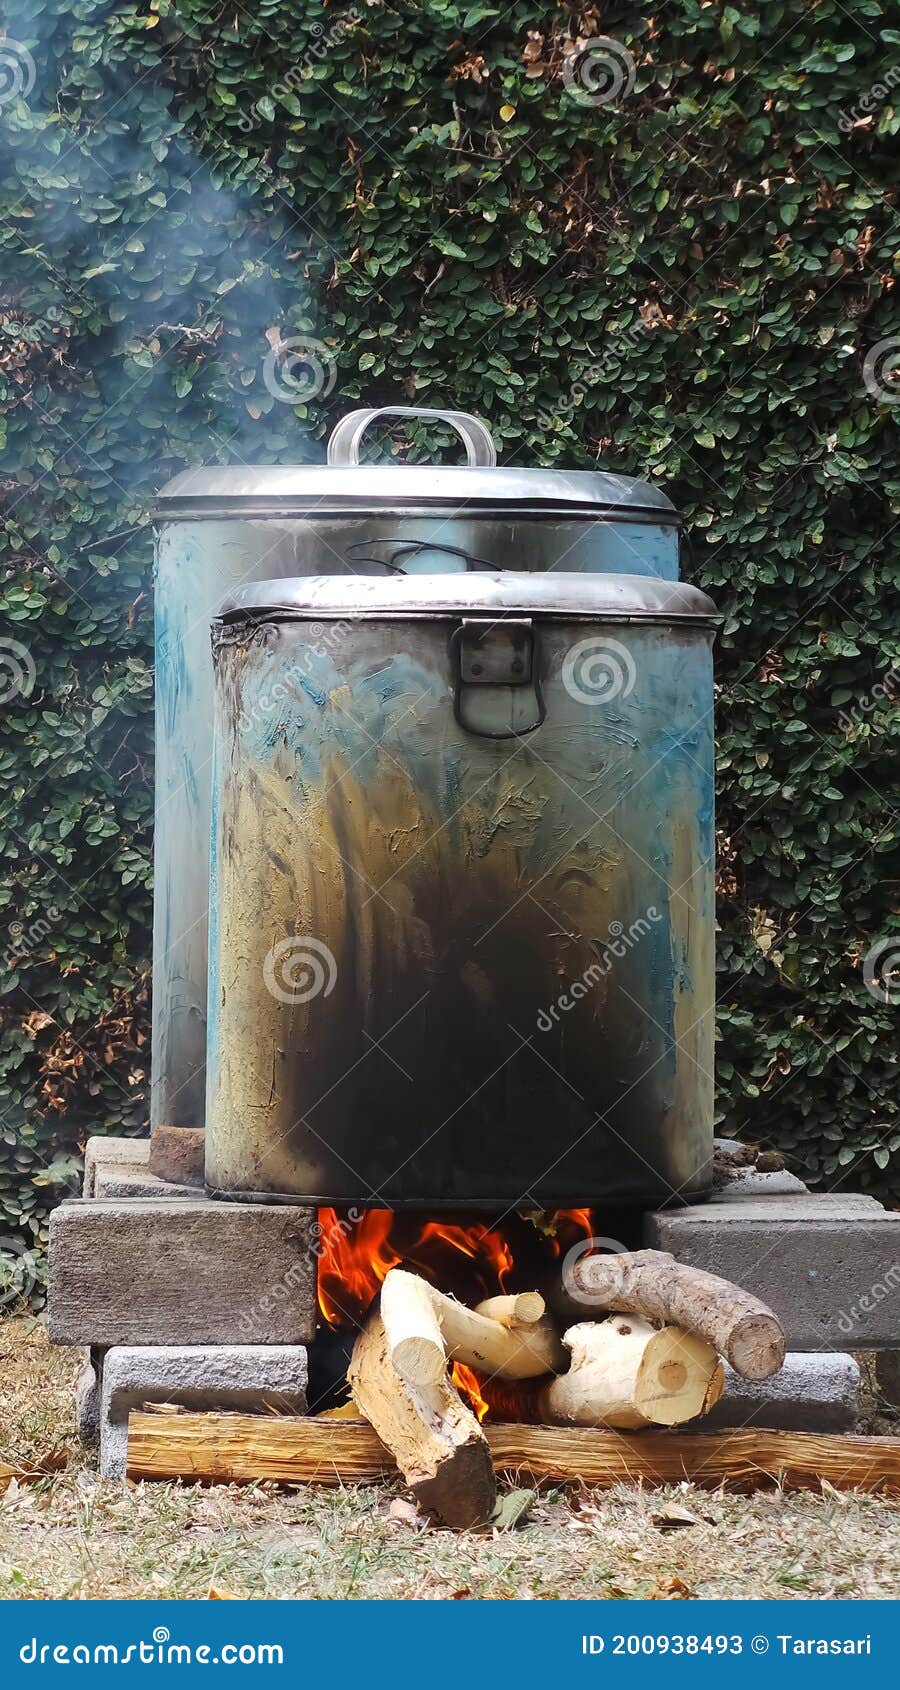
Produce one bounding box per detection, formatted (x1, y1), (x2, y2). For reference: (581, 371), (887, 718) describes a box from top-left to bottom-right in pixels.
(316, 1205), (596, 1421)
(317, 1208), (518, 1328)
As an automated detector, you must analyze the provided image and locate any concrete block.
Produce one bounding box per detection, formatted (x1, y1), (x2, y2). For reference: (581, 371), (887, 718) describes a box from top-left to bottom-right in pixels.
(100, 1344), (308, 1479)
(49, 1198), (317, 1348)
(711, 1168), (808, 1199)
(93, 1166), (196, 1200)
(645, 1192), (900, 1350)
(696, 1353), (860, 1434)
(83, 1136), (150, 1197)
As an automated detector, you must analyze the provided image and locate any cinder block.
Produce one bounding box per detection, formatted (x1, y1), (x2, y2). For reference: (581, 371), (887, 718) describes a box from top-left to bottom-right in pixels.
(100, 1344), (308, 1478)
(695, 1353), (860, 1434)
(645, 1193), (900, 1350)
(83, 1136), (150, 1197)
(49, 1198), (317, 1347)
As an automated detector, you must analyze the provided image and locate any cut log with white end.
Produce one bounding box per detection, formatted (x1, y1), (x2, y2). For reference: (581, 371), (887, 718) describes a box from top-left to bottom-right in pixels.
(567, 1249), (785, 1381)
(474, 1291), (546, 1326)
(381, 1268), (565, 1385)
(347, 1310), (496, 1528)
(542, 1316), (725, 1430)
(379, 1269), (446, 1387)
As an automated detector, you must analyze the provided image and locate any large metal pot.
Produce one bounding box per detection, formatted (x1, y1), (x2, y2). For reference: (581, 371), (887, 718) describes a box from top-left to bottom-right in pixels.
(151, 408), (682, 1132)
(206, 572), (719, 1209)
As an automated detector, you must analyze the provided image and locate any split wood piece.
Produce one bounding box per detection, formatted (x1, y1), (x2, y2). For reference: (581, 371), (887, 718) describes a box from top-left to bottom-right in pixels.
(347, 1310), (496, 1528)
(569, 1249), (785, 1380)
(380, 1268), (565, 1386)
(542, 1317), (725, 1429)
(126, 1412), (900, 1497)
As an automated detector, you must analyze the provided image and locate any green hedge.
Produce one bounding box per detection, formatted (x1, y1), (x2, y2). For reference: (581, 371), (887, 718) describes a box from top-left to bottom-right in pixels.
(1, 0), (898, 1276)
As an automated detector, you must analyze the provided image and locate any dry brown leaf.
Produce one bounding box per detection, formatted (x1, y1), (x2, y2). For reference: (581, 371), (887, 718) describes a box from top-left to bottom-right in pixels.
(651, 1503), (708, 1532)
(649, 1574), (696, 1599)
(16, 1447), (68, 1479)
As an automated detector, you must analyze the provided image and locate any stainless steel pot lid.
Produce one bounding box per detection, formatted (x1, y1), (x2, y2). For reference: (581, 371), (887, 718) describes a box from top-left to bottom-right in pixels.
(157, 407), (678, 523)
(216, 571), (718, 626)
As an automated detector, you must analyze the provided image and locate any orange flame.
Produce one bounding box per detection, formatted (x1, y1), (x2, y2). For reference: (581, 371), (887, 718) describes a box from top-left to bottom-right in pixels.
(316, 1204), (598, 1422)
(316, 1208), (402, 1327)
(317, 1206), (594, 1327)
(451, 1362), (490, 1422)
(547, 1207), (594, 1254)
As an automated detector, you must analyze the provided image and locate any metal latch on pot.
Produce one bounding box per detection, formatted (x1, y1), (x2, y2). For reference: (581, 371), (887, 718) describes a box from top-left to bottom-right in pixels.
(452, 618), (545, 739)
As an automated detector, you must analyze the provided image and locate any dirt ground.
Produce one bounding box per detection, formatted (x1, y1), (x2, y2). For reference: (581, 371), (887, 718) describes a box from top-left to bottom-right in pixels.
(2, 1319), (900, 1601)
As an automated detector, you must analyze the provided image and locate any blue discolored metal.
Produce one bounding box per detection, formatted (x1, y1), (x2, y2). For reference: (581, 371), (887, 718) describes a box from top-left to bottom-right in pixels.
(151, 459), (682, 1131)
(205, 573), (719, 1208)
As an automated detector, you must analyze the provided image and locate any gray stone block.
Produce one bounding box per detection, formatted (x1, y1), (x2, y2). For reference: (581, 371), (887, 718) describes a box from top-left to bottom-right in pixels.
(645, 1193), (900, 1350)
(75, 1348), (104, 1448)
(711, 1168), (808, 1198)
(93, 1166), (196, 1200)
(696, 1353), (860, 1434)
(49, 1197), (317, 1348)
(83, 1136), (150, 1197)
(100, 1344), (308, 1479)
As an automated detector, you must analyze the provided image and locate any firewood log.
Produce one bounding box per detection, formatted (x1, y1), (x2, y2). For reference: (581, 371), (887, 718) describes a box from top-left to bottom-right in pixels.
(541, 1317), (724, 1429)
(380, 1268), (565, 1386)
(127, 1412), (900, 1497)
(347, 1309), (496, 1528)
(474, 1292), (546, 1326)
(567, 1249), (785, 1380)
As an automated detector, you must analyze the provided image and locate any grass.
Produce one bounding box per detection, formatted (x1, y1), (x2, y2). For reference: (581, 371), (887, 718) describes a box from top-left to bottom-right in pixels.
(2, 1318), (900, 1600)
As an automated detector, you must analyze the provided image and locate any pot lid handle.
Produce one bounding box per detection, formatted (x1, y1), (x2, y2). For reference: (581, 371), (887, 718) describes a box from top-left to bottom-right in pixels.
(327, 407), (497, 468)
